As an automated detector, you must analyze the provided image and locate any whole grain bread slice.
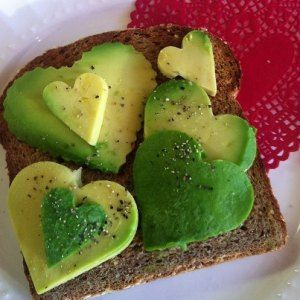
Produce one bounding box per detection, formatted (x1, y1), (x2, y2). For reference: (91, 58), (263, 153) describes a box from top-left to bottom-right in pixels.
(0, 25), (287, 300)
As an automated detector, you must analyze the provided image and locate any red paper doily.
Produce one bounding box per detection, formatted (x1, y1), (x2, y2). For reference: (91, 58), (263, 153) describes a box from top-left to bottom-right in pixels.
(128, 0), (300, 171)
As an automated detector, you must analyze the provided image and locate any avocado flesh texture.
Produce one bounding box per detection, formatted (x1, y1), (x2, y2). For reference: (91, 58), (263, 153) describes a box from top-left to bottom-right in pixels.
(145, 79), (256, 170)
(133, 131), (254, 251)
(41, 187), (107, 267)
(4, 43), (156, 173)
(8, 162), (138, 294)
(43, 73), (108, 146)
(158, 30), (217, 96)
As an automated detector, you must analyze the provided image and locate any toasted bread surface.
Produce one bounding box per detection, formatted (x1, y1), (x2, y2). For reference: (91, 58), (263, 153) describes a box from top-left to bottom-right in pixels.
(0, 25), (287, 299)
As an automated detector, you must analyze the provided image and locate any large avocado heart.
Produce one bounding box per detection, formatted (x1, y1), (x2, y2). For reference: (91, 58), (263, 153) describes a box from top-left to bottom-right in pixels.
(4, 43), (156, 173)
(145, 79), (256, 171)
(8, 162), (138, 294)
(133, 131), (254, 251)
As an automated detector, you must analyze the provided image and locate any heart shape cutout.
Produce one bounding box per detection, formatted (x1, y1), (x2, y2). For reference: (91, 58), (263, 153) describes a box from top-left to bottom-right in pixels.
(4, 43), (156, 173)
(133, 131), (254, 251)
(8, 162), (138, 294)
(43, 73), (108, 146)
(42, 188), (106, 266)
(158, 30), (217, 96)
(145, 79), (256, 170)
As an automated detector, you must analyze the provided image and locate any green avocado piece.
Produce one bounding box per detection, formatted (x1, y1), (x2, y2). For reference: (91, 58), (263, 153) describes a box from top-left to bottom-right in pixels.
(4, 67), (95, 165)
(8, 162), (138, 294)
(42, 188), (106, 267)
(133, 131), (254, 251)
(4, 43), (156, 173)
(145, 79), (256, 171)
(158, 30), (217, 96)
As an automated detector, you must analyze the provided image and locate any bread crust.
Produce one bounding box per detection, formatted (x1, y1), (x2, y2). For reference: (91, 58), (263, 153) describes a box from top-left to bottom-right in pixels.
(0, 25), (287, 299)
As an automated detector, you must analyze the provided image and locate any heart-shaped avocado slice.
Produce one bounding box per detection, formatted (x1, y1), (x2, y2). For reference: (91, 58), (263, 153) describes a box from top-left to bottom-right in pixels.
(4, 43), (156, 173)
(133, 131), (254, 251)
(43, 73), (108, 146)
(145, 79), (256, 170)
(158, 30), (217, 96)
(42, 188), (106, 266)
(8, 162), (138, 294)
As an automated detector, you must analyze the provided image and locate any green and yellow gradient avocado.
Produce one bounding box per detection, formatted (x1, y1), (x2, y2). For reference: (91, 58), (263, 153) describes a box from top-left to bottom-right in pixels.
(4, 43), (156, 173)
(8, 162), (138, 294)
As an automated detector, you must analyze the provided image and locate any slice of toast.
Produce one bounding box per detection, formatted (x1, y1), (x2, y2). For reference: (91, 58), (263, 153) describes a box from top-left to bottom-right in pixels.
(0, 25), (287, 299)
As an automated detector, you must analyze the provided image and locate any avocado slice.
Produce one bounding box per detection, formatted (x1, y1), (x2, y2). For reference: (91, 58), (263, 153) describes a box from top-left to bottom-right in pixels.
(144, 79), (256, 170)
(41, 187), (107, 267)
(158, 30), (217, 96)
(43, 73), (108, 146)
(8, 162), (138, 294)
(4, 43), (156, 173)
(133, 131), (254, 251)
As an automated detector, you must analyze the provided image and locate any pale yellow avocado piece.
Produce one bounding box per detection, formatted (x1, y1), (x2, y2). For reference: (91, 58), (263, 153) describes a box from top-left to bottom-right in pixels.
(43, 73), (108, 146)
(8, 162), (138, 294)
(158, 30), (217, 96)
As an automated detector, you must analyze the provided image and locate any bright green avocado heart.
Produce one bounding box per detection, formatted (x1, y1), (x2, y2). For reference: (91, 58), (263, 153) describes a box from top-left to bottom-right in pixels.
(8, 162), (138, 294)
(133, 131), (254, 251)
(145, 79), (256, 171)
(42, 188), (106, 267)
(158, 30), (217, 96)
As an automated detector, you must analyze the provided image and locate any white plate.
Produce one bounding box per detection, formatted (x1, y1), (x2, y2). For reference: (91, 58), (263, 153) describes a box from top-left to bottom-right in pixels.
(0, 1), (299, 299)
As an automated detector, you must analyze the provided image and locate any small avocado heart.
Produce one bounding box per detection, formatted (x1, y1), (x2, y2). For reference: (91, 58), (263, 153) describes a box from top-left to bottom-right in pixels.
(158, 30), (217, 96)
(42, 188), (106, 266)
(8, 162), (138, 294)
(43, 73), (108, 146)
(145, 79), (256, 170)
(133, 131), (254, 251)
